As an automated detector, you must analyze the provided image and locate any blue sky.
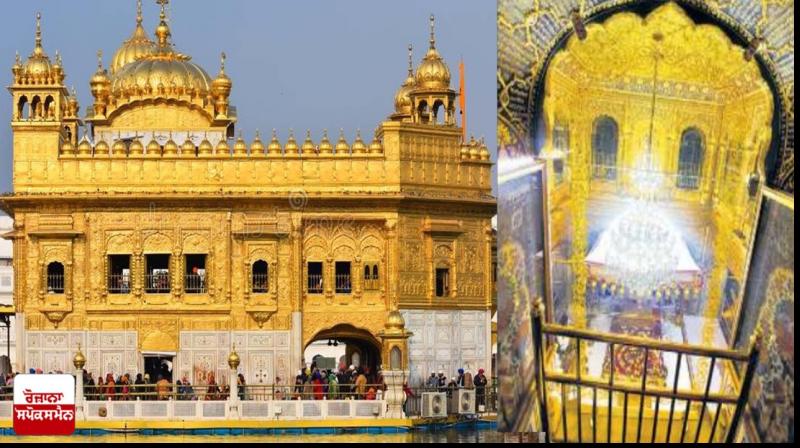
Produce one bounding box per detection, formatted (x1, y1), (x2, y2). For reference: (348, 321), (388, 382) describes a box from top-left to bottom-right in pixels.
(0, 0), (496, 194)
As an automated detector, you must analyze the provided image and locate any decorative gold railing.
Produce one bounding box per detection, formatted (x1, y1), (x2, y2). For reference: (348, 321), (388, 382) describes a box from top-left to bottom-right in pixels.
(531, 301), (759, 443)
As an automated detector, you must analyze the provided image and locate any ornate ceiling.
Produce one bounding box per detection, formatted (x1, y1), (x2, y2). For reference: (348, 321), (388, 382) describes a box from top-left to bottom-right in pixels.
(551, 3), (767, 97)
(498, 0), (794, 193)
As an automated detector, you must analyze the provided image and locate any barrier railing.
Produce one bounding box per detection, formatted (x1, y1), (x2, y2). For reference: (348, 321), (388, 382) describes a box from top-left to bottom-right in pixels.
(531, 301), (759, 443)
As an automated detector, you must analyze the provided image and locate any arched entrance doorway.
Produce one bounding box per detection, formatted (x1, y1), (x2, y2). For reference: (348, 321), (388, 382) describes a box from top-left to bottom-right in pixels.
(304, 324), (382, 378)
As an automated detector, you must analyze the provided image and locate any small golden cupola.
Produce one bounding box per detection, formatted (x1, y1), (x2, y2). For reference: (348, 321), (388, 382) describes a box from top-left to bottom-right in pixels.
(110, 0), (156, 75)
(409, 15), (457, 126)
(211, 52), (233, 119)
(89, 51), (112, 118)
(21, 13), (53, 82)
(391, 44), (417, 121)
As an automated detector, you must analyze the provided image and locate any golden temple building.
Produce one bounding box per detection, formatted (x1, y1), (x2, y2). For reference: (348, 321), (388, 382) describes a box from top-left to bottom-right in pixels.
(498, 0), (793, 443)
(0, 1), (495, 388)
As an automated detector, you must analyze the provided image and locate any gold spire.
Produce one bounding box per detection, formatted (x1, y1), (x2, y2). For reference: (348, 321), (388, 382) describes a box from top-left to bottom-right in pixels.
(34, 12), (43, 57)
(393, 44), (417, 116)
(137, 0), (143, 25)
(429, 14), (436, 50)
(407, 43), (414, 77)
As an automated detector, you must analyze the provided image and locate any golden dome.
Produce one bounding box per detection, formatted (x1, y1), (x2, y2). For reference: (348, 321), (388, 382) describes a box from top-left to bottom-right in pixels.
(469, 140), (480, 160)
(23, 13), (53, 78)
(146, 138), (161, 156)
(61, 140), (75, 156)
(386, 310), (405, 330)
(319, 130), (333, 154)
(198, 135), (214, 155)
(479, 138), (490, 161)
(352, 130), (367, 154)
(251, 131), (265, 155)
(216, 137), (230, 155)
(369, 130), (383, 154)
(234, 132), (248, 155)
(335, 129), (349, 154)
(110, 0), (156, 75)
(415, 15), (451, 90)
(301, 130), (316, 154)
(181, 137), (196, 156)
(267, 130), (282, 154)
(110, 4), (213, 99)
(129, 137), (144, 155)
(285, 130), (299, 154)
(112, 138), (128, 156)
(394, 44), (417, 114)
(462, 136), (475, 159)
(95, 138), (110, 155)
(77, 137), (93, 156)
(163, 134), (179, 156)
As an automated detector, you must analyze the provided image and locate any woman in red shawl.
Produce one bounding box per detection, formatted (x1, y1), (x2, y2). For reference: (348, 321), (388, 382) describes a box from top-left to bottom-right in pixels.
(105, 373), (116, 401)
(311, 370), (324, 400)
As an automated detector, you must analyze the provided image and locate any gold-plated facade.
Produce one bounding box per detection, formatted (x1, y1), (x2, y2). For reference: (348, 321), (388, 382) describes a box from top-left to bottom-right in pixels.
(2, 5), (494, 381)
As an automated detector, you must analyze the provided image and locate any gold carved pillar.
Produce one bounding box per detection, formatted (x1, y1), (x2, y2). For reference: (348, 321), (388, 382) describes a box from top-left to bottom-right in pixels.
(569, 113), (590, 329)
(385, 218), (398, 310)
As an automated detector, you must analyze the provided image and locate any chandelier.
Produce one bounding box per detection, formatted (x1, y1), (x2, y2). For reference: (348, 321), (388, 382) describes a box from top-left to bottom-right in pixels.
(604, 204), (680, 296)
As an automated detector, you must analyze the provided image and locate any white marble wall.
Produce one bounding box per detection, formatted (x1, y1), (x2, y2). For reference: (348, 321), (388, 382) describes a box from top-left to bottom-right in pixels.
(402, 310), (492, 386)
(178, 331), (291, 387)
(25, 331), (138, 376)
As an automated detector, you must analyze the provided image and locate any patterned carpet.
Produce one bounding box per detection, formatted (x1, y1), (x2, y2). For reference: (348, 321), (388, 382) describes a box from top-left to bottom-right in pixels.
(602, 314), (669, 387)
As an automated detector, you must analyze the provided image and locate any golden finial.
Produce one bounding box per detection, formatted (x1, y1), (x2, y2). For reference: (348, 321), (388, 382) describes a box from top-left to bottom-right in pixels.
(14, 51), (21, 66)
(429, 14), (436, 49)
(73, 342), (86, 370)
(407, 44), (414, 76)
(220, 52), (226, 74)
(228, 343), (240, 370)
(35, 12), (42, 46)
(155, 0), (171, 47)
(96, 49), (104, 70)
(136, 0), (143, 25)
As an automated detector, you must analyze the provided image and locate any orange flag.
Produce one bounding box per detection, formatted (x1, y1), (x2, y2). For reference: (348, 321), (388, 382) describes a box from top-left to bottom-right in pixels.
(459, 58), (466, 142)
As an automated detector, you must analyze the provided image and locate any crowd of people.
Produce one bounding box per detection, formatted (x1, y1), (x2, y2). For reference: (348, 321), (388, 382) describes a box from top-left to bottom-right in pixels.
(2, 364), (492, 412)
(290, 364), (385, 401)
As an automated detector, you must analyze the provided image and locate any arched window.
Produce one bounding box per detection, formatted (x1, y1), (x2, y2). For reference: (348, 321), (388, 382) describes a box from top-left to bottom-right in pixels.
(252, 260), (268, 293)
(17, 96), (29, 120)
(417, 100), (430, 124)
(592, 117), (619, 180)
(46, 262), (65, 294)
(31, 96), (41, 119)
(432, 100), (446, 125)
(363, 264), (380, 290)
(677, 128), (704, 190)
